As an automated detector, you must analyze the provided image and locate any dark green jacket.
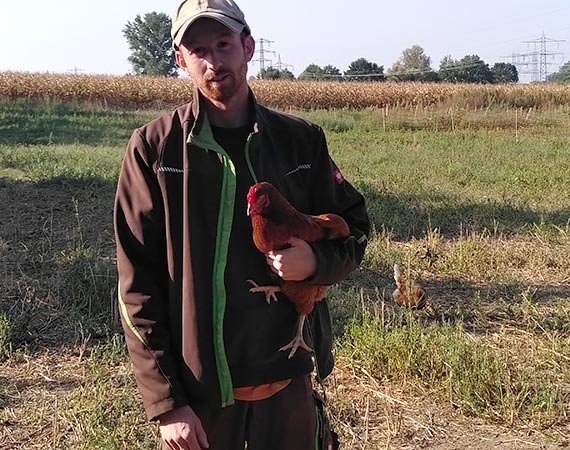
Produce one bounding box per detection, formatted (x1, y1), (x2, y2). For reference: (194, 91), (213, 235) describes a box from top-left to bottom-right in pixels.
(114, 90), (370, 421)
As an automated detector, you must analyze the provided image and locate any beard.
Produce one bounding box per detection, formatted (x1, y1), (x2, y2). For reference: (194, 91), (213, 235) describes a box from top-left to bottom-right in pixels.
(198, 59), (248, 103)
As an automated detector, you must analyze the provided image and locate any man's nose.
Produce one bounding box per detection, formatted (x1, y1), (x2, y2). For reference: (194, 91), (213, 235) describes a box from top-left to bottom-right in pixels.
(206, 52), (224, 71)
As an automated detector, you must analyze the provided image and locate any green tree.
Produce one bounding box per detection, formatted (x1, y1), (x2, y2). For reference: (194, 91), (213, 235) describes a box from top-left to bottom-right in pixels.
(322, 65), (341, 80)
(123, 12), (177, 77)
(456, 55), (493, 83)
(299, 64), (325, 80)
(278, 68), (295, 80)
(439, 55), (493, 83)
(548, 61), (570, 83)
(439, 55), (461, 82)
(387, 45), (438, 82)
(258, 67), (295, 80)
(491, 63), (518, 83)
(344, 58), (384, 81)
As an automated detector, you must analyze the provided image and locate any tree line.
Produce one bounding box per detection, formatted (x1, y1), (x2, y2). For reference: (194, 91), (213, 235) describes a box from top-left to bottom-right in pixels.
(123, 13), (570, 84)
(285, 50), (520, 84)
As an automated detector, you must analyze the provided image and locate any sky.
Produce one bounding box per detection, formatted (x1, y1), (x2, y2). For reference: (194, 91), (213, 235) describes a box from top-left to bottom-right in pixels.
(1, 0), (569, 82)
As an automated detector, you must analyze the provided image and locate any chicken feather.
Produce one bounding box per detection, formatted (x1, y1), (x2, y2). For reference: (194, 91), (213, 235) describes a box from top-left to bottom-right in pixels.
(246, 182), (350, 357)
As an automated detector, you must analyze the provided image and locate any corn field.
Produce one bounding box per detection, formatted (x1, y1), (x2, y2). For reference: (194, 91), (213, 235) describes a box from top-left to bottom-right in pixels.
(1, 71), (570, 110)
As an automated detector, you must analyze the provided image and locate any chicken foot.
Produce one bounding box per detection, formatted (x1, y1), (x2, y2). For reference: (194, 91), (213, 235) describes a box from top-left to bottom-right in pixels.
(247, 279), (281, 304)
(279, 315), (313, 359)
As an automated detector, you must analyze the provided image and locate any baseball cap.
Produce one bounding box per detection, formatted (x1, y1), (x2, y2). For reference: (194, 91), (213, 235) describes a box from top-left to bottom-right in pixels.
(172, 0), (250, 47)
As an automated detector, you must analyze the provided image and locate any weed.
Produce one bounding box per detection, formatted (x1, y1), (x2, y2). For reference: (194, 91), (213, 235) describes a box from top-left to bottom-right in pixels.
(338, 308), (566, 424)
(0, 312), (12, 359)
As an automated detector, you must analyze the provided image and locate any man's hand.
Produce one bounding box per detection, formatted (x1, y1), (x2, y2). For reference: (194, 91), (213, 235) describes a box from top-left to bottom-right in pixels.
(159, 405), (209, 450)
(266, 237), (317, 281)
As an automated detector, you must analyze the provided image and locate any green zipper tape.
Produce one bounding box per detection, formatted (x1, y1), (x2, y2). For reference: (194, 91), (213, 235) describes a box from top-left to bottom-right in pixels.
(189, 117), (236, 407)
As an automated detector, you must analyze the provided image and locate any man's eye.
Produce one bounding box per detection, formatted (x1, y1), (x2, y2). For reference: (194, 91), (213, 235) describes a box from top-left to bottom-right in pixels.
(192, 47), (205, 56)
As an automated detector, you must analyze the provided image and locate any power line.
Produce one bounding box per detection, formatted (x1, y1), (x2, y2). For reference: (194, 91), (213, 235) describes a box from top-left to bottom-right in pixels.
(274, 54), (293, 73)
(67, 67), (83, 75)
(502, 32), (565, 82)
(252, 38), (275, 76)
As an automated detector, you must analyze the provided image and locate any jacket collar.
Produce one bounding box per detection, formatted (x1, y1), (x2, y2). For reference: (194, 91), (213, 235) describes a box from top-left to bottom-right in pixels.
(189, 86), (262, 138)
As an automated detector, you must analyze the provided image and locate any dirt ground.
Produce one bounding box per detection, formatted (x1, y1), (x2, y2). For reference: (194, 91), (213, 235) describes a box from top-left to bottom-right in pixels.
(1, 348), (569, 449)
(1, 176), (569, 449)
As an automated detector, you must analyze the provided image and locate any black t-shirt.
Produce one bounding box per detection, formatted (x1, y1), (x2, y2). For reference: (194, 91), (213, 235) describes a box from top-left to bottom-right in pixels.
(211, 124), (312, 386)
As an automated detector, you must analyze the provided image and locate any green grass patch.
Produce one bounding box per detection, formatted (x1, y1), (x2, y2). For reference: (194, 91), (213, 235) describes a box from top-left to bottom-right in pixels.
(338, 309), (567, 424)
(0, 98), (155, 146)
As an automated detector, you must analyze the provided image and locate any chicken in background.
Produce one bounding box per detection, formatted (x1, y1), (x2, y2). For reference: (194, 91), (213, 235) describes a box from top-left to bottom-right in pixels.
(246, 182), (350, 358)
(392, 264), (428, 309)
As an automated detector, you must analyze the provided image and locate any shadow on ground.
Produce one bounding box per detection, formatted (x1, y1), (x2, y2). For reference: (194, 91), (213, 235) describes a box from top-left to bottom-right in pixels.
(0, 176), (119, 351)
(1, 175), (569, 351)
(358, 181), (570, 240)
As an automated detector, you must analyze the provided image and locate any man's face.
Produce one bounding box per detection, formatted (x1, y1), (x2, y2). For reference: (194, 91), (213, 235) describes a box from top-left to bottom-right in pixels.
(176, 19), (255, 103)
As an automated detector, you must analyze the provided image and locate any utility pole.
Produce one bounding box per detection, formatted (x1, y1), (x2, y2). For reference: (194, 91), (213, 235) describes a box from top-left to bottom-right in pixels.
(67, 67), (83, 75)
(253, 38), (276, 78)
(275, 54), (294, 73)
(503, 32), (565, 82)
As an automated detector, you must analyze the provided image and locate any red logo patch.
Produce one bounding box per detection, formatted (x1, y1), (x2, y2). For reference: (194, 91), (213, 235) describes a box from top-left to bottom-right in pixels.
(333, 168), (345, 184)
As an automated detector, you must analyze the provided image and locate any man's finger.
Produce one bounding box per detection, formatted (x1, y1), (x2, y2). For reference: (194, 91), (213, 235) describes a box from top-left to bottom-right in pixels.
(185, 434), (199, 450)
(164, 438), (181, 450)
(175, 436), (191, 450)
(267, 255), (283, 270)
(195, 423), (210, 448)
(288, 236), (302, 245)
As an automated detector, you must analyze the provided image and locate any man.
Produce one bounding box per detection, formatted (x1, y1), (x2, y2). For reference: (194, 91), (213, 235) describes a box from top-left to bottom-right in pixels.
(114, 0), (369, 449)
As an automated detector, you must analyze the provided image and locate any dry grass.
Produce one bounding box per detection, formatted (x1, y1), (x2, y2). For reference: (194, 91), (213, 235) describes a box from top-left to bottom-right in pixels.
(1, 71), (570, 110)
(0, 344), (157, 450)
(327, 357), (569, 449)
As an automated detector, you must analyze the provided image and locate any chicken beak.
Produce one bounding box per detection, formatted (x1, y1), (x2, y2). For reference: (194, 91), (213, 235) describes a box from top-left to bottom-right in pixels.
(246, 203), (250, 216)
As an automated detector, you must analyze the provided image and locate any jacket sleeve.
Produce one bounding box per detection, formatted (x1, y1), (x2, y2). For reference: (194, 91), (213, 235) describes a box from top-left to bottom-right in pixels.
(306, 126), (370, 285)
(114, 130), (187, 421)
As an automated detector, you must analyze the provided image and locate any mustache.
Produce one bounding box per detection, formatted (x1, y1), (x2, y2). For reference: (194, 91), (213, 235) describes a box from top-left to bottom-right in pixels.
(206, 71), (231, 82)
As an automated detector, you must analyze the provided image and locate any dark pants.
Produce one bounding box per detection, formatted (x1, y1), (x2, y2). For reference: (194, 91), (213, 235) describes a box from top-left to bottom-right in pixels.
(163, 375), (317, 450)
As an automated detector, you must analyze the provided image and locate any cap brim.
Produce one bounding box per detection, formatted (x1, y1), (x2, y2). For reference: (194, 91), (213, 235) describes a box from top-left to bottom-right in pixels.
(173, 13), (245, 47)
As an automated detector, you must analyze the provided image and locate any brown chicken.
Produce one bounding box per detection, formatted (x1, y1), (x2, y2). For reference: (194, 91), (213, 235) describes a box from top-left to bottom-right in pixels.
(246, 182), (350, 358)
(392, 264), (427, 309)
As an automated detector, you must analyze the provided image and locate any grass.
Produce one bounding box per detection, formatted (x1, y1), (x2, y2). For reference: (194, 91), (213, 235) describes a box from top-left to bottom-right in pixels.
(338, 306), (566, 425)
(0, 96), (569, 449)
(0, 312), (11, 359)
(0, 98), (156, 146)
(58, 336), (157, 450)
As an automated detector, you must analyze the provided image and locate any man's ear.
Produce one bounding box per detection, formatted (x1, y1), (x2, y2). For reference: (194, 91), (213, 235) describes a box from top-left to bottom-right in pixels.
(175, 49), (189, 75)
(244, 35), (255, 63)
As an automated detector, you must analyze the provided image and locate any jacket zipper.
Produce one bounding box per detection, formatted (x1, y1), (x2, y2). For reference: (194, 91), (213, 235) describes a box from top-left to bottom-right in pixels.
(211, 150), (236, 407)
(188, 125), (236, 408)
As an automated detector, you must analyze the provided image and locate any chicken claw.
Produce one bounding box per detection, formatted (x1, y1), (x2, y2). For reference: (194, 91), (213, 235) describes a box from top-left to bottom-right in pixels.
(280, 337), (313, 359)
(279, 315), (313, 358)
(247, 279), (281, 304)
